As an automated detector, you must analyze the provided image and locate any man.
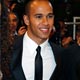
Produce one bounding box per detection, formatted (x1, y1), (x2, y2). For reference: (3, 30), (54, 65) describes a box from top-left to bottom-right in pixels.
(62, 42), (80, 80)
(10, 0), (64, 80)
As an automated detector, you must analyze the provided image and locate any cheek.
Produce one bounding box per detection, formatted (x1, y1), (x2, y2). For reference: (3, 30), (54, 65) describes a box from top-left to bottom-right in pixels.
(50, 19), (54, 25)
(13, 23), (18, 27)
(49, 22), (54, 30)
(48, 18), (54, 25)
(30, 20), (39, 29)
(12, 23), (17, 29)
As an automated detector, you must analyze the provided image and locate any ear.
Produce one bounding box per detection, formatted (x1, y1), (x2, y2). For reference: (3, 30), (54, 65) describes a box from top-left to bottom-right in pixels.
(23, 15), (29, 26)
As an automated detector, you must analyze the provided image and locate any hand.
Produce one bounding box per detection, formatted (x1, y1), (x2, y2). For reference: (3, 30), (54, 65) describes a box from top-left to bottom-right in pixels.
(77, 37), (80, 46)
(62, 37), (72, 48)
(18, 26), (26, 36)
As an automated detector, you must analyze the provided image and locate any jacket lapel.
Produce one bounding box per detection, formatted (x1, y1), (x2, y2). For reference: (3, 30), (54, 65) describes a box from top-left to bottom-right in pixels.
(49, 41), (63, 80)
(11, 36), (26, 80)
(12, 37), (63, 80)
(13, 65), (26, 80)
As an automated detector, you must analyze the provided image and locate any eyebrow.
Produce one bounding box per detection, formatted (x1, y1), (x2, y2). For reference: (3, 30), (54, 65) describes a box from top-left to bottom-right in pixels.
(34, 12), (54, 16)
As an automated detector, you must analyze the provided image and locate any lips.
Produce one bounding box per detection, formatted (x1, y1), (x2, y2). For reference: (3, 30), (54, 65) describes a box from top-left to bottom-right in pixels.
(40, 28), (49, 33)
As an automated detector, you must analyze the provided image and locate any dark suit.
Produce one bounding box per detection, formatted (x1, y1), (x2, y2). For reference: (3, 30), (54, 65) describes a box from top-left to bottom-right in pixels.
(62, 43), (80, 80)
(10, 35), (64, 80)
(76, 62), (80, 80)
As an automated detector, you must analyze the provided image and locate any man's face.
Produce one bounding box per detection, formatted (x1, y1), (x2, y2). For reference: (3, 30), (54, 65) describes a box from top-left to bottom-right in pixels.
(8, 13), (18, 32)
(24, 1), (54, 44)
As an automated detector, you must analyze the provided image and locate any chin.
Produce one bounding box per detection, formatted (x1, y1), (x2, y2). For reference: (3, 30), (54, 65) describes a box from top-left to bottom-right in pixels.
(41, 36), (48, 40)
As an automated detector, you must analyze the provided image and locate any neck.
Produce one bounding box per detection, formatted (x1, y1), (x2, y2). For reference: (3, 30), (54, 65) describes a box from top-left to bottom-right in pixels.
(27, 31), (47, 45)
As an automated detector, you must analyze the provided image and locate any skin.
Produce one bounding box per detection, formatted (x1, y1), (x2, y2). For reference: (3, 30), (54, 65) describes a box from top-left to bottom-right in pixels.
(18, 26), (26, 36)
(76, 32), (80, 45)
(8, 12), (18, 33)
(23, 0), (54, 45)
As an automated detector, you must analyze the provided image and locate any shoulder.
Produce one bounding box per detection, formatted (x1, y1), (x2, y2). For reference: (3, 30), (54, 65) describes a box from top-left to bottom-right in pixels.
(63, 43), (80, 54)
(49, 41), (63, 51)
(13, 35), (24, 49)
(62, 43), (80, 62)
(49, 41), (64, 57)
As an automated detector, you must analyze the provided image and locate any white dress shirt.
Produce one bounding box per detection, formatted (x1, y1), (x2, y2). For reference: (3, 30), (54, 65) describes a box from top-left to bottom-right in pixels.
(22, 32), (56, 80)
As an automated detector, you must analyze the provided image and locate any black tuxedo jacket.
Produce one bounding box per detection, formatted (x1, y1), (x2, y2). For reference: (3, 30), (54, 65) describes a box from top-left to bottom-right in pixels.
(62, 43), (80, 80)
(10, 35), (64, 80)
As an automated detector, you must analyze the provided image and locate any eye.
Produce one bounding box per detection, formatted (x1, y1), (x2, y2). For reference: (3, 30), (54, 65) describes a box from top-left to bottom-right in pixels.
(47, 14), (54, 18)
(35, 14), (43, 19)
(13, 19), (18, 22)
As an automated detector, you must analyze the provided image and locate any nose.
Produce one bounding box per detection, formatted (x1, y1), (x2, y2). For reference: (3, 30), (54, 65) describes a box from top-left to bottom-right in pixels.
(42, 17), (48, 25)
(9, 20), (13, 25)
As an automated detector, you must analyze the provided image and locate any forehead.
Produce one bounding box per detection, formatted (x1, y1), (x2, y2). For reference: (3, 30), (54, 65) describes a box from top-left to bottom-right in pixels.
(29, 1), (53, 14)
(8, 13), (17, 19)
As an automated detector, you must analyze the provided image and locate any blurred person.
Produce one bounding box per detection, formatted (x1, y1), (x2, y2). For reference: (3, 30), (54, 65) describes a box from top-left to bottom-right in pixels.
(0, 2), (2, 78)
(58, 20), (74, 48)
(12, 0), (25, 26)
(7, 12), (19, 45)
(10, 1), (17, 11)
(1, 12), (18, 80)
(62, 41), (80, 80)
(49, 19), (70, 46)
(10, 0), (64, 80)
(1, 11), (26, 80)
(58, 20), (67, 37)
(0, 1), (9, 80)
(61, 28), (80, 80)
(3, 0), (12, 12)
(7, 12), (26, 38)
(76, 29), (80, 46)
(7, 11), (27, 58)
(49, 20), (62, 45)
(7, 12), (18, 34)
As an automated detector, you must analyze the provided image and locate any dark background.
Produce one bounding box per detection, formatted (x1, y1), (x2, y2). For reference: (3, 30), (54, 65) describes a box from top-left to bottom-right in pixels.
(16, 0), (80, 21)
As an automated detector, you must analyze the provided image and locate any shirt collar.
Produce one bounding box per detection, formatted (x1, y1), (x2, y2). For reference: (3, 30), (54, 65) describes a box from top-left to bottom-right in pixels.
(24, 32), (38, 55)
(23, 32), (49, 54)
(40, 39), (49, 50)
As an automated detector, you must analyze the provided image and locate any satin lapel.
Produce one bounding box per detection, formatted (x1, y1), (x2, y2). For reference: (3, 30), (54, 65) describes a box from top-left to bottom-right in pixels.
(49, 41), (58, 64)
(11, 35), (26, 80)
(50, 65), (58, 80)
(13, 65), (26, 80)
(49, 41), (63, 80)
